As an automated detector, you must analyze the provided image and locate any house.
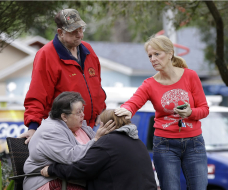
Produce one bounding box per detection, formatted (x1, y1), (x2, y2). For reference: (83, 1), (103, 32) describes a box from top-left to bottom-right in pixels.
(0, 27), (227, 101)
(1, 27), (228, 154)
(89, 27), (219, 88)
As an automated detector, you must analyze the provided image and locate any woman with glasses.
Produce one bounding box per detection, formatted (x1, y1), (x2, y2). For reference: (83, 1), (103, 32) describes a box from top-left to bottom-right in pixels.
(115, 35), (209, 190)
(40, 109), (157, 190)
(23, 91), (115, 190)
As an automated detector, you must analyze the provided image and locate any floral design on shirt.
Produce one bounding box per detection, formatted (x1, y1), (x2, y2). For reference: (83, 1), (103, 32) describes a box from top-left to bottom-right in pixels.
(161, 89), (192, 129)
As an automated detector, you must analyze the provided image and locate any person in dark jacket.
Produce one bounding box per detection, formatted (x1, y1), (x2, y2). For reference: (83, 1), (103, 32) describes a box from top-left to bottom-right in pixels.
(20, 8), (106, 144)
(41, 109), (157, 190)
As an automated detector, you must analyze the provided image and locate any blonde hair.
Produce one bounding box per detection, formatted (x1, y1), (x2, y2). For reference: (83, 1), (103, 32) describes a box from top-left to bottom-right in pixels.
(100, 109), (131, 129)
(144, 35), (188, 69)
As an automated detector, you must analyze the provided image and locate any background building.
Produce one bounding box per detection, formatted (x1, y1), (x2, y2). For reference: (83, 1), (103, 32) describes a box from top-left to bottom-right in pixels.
(0, 27), (228, 105)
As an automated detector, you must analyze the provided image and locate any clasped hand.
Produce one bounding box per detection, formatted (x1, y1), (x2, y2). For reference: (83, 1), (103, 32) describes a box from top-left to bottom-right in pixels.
(173, 103), (192, 118)
(41, 166), (49, 177)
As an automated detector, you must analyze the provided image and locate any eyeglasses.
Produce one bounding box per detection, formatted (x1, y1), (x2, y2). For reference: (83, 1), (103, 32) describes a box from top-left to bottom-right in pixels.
(70, 107), (84, 116)
(79, 26), (86, 33)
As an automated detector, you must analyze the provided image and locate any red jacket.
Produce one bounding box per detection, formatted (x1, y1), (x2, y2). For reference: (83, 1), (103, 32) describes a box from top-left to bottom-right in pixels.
(24, 34), (106, 128)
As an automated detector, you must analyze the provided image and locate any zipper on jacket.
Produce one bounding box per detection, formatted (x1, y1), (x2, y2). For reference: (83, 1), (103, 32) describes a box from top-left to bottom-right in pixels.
(82, 73), (93, 125)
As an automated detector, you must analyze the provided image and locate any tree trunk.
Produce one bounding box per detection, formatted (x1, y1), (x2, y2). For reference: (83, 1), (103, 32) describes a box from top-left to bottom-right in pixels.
(205, 1), (228, 86)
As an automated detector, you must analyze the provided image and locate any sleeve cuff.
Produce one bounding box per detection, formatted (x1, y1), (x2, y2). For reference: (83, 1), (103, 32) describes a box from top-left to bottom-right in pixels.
(120, 105), (135, 117)
(28, 122), (39, 130)
(188, 108), (196, 120)
(48, 164), (54, 176)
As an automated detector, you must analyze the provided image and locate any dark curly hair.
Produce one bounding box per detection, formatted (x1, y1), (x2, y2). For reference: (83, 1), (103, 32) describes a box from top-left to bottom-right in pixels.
(49, 91), (85, 120)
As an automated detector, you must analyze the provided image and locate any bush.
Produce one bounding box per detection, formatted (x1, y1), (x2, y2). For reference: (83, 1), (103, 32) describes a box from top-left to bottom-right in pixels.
(0, 153), (13, 190)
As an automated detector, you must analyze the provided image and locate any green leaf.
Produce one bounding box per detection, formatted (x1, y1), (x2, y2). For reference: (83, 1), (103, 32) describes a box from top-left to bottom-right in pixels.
(0, 161), (2, 190)
(6, 180), (14, 190)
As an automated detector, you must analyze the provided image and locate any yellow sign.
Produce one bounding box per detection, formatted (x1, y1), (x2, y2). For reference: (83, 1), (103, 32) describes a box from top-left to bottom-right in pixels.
(0, 110), (24, 122)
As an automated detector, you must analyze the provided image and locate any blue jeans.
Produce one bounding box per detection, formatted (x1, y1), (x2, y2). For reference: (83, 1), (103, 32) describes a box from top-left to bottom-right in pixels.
(153, 135), (208, 190)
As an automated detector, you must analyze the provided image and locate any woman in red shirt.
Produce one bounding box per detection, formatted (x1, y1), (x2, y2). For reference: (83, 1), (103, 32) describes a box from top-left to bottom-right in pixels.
(115, 35), (209, 190)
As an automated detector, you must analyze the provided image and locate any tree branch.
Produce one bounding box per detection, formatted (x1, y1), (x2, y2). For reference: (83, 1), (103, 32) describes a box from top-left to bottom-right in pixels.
(0, 1), (13, 18)
(205, 1), (228, 86)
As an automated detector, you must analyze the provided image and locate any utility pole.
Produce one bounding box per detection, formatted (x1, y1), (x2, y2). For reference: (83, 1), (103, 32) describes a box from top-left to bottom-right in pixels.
(163, 8), (177, 54)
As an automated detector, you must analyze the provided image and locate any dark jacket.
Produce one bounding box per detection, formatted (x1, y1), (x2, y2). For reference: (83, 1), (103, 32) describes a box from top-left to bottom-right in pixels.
(24, 34), (106, 129)
(48, 131), (157, 190)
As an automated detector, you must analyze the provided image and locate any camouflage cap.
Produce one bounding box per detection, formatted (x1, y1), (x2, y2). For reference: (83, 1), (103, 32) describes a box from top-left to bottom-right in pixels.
(60, 9), (86, 32)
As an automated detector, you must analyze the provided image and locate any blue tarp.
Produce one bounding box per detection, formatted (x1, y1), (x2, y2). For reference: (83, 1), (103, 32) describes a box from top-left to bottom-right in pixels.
(203, 85), (228, 96)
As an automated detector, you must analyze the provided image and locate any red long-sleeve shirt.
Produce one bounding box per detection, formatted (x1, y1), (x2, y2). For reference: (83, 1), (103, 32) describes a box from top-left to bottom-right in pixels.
(121, 68), (209, 138)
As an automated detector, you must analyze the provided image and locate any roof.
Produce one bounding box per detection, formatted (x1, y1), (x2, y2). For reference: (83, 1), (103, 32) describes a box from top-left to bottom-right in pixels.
(0, 35), (50, 81)
(1, 27), (218, 80)
(89, 41), (155, 76)
(19, 36), (50, 50)
(0, 39), (37, 81)
(89, 27), (218, 78)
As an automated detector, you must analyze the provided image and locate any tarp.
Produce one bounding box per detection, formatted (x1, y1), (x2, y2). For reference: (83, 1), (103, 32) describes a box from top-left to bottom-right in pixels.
(203, 85), (228, 96)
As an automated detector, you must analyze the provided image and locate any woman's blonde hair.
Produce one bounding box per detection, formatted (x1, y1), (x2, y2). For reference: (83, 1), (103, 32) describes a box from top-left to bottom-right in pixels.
(144, 35), (188, 69)
(100, 109), (131, 129)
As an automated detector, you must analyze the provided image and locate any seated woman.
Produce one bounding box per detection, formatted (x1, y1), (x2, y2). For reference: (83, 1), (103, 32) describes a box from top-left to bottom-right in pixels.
(40, 109), (157, 190)
(23, 92), (115, 190)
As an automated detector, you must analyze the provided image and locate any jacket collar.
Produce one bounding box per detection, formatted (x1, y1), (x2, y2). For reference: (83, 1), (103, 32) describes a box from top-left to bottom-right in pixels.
(79, 42), (90, 67)
(53, 34), (90, 64)
(115, 124), (139, 139)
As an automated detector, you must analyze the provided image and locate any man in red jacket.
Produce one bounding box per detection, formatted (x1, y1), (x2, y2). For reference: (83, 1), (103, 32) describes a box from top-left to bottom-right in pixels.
(19, 9), (106, 143)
